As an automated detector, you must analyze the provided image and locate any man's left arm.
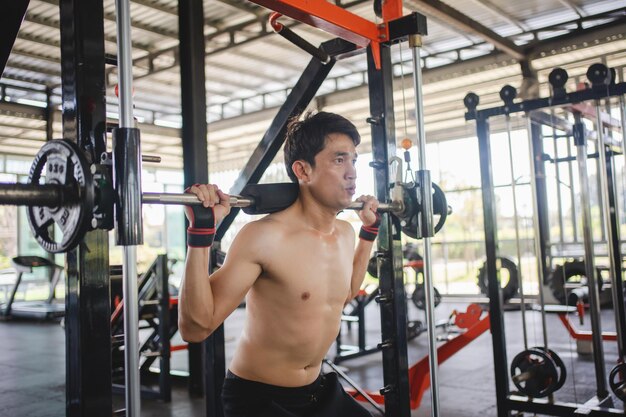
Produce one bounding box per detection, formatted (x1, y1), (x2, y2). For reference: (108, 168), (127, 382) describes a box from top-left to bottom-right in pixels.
(349, 195), (379, 300)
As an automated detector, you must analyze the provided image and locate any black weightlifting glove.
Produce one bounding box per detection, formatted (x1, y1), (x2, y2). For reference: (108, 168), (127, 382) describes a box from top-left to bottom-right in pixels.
(185, 186), (216, 248)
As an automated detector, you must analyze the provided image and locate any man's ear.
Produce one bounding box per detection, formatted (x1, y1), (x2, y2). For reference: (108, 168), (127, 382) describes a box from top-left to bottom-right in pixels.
(292, 160), (311, 182)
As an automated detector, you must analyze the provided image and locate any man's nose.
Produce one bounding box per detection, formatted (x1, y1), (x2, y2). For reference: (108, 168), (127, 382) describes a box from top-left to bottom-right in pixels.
(346, 164), (357, 179)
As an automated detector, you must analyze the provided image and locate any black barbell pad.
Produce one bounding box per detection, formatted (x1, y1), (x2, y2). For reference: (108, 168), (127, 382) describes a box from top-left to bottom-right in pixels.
(240, 182), (299, 215)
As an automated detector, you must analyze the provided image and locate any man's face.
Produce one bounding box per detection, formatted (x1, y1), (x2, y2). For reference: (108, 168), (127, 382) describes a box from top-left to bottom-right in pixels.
(307, 133), (358, 209)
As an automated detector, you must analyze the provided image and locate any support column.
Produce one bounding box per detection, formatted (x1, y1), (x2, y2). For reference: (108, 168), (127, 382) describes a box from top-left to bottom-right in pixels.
(178, 0), (213, 404)
(476, 117), (509, 417)
(59, 0), (111, 415)
(367, 43), (411, 417)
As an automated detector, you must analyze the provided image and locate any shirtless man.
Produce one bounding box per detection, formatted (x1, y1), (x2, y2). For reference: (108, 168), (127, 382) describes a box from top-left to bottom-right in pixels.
(179, 112), (379, 417)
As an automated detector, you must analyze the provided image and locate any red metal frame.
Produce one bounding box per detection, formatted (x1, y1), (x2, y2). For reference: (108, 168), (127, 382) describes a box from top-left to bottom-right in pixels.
(247, 0), (404, 68)
(558, 313), (617, 341)
(346, 304), (490, 409)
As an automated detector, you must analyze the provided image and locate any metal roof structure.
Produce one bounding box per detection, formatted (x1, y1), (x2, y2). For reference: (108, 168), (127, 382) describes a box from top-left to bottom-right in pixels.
(1, 0), (625, 172)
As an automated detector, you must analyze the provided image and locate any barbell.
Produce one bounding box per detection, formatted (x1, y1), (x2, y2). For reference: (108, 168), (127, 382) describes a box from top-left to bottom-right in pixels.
(0, 139), (449, 253)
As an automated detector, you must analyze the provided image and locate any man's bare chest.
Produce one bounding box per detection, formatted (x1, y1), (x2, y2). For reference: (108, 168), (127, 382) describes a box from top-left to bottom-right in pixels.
(258, 233), (353, 303)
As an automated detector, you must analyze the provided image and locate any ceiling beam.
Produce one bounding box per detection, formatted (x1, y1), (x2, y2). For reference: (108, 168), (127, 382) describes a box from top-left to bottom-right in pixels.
(554, 0), (586, 19)
(36, 0), (179, 40)
(215, 0), (266, 18)
(23, 10), (154, 52)
(131, 0), (178, 15)
(467, 0), (528, 32)
(406, 0), (526, 61)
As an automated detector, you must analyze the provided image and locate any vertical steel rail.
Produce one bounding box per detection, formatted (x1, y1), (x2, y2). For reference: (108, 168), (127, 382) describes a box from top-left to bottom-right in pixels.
(573, 112), (608, 399)
(594, 102), (626, 363)
(621, 95), (626, 184)
(114, 0), (142, 415)
(506, 117), (528, 349)
(409, 34), (439, 417)
(551, 114), (565, 245)
(526, 116), (549, 349)
(566, 136), (578, 243)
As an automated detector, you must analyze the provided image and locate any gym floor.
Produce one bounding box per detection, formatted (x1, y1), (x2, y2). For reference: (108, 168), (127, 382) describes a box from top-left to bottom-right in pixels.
(0, 298), (622, 417)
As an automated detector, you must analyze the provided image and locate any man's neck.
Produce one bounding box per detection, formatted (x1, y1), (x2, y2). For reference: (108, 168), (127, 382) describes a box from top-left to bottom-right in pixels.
(294, 191), (338, 234)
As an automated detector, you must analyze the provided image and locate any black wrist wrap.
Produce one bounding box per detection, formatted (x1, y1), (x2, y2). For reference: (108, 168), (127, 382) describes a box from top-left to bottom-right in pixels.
(359, 213), (381, 242)
(187, 227), (215, 248)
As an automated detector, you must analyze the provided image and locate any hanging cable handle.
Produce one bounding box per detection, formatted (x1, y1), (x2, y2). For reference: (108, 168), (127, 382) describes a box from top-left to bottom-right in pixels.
(269, 13), (331, 64)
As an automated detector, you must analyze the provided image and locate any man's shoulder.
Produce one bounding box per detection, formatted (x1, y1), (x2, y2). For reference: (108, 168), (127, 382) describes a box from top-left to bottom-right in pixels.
(239, 214), (288, 238)
(335, 218), (356, 237)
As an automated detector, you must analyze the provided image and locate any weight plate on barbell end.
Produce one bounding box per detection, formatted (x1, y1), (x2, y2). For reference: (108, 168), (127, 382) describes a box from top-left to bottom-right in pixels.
(401, 182), (448, 239)
(510, 348), (559, 398)
(609, 363), (626, 401)
(27, 140), (94, 253)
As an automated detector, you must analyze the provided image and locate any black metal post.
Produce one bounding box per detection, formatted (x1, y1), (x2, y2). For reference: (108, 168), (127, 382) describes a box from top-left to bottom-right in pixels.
(367, 44), (411, 417)
(178, 0), (211, 401)
(206, 243), (226, 417)
(476, 116), (509, 417)
(59, 0), (112, 415)
(156, 254), (172, 402)
(529, 122), (551, 284)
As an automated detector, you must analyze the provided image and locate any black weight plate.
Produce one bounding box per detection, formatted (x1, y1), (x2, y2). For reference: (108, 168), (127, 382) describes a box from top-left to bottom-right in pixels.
(411, 285), (441, 310)
(367, 255), (378, 278)
(27, 140), (93, 253)
(401, 182), (448, 239)
(510, 348), (559, 398)
(609, 363), (626, 401)
(532, 346), (567, 392)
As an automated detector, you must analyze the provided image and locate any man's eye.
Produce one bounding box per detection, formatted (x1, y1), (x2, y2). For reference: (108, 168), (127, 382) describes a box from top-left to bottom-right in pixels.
(352, 159), (357, 166)
(336, 158), (344, 163)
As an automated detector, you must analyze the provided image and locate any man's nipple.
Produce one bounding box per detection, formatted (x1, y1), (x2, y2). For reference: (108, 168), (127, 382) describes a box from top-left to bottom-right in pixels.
(301, 292), (311, 301)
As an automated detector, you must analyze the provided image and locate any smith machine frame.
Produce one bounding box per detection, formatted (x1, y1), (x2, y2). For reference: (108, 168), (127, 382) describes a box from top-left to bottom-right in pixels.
(0, 1), (437, 417)
(465, 68), (626, 416)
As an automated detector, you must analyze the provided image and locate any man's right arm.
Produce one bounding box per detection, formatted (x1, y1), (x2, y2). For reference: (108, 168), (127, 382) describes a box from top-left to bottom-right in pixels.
(178, 222), (263, 342)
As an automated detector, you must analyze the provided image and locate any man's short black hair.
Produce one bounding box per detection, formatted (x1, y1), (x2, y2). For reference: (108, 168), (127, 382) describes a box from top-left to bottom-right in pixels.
(283, 111), (361, 182)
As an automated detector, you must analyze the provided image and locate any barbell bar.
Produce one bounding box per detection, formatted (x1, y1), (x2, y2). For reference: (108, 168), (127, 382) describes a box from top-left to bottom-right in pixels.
(0, 182), (405, 214)
(141, 189), (404, 213)
(0, 139), (449, 253)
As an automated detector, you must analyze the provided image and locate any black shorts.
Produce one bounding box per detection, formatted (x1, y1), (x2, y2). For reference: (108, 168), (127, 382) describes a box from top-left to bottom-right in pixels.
(221, 370), (373, 417)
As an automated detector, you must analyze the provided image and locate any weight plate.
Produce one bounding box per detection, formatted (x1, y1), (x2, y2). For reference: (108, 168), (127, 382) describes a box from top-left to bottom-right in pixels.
(609, 363), (626, 401)
(532, 346), (567, 392)
(367, 255), (378, 278)
(510, 348), (559, 398)
(27, 140), (93, 253)
(411, 285), (441, 310)
(401, 182), (448, 239)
